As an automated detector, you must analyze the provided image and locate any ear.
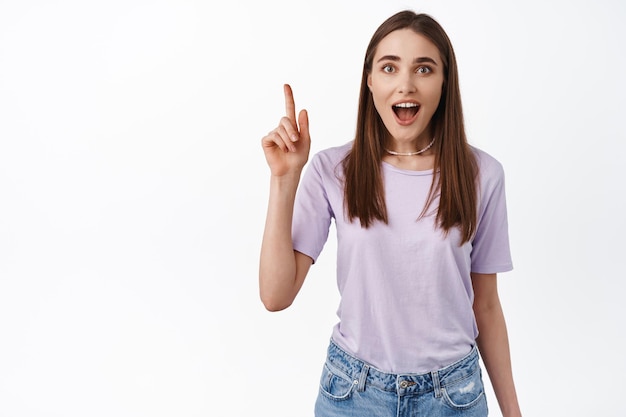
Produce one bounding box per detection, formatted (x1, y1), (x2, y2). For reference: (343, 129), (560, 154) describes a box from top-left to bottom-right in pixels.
(367, 74), (373, 91)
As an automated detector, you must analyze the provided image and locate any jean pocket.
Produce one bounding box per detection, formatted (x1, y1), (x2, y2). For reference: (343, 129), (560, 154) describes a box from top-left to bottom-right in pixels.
(440, 368), (486, 410)
(318, 362), (356, 401)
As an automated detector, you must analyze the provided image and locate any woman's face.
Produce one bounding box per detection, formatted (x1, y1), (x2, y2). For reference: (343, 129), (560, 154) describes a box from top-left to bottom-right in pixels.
(367, 29), (445, 148)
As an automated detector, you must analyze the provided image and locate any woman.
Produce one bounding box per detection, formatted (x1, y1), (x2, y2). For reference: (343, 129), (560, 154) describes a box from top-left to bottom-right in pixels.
(259, 10), (522, 417)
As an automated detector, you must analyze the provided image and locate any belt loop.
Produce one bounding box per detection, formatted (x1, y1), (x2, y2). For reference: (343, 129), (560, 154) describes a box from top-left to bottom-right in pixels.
(357, 364), (369, 392)
(431, 371), (441, 398)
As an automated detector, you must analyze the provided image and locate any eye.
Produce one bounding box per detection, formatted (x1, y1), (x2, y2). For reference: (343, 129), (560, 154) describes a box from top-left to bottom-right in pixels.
(417, 66), (432, 75)
(382, 64), (395, 73)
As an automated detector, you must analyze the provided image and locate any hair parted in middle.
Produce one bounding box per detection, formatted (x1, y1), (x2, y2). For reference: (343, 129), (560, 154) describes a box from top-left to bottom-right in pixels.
(342, 10), (478, 244)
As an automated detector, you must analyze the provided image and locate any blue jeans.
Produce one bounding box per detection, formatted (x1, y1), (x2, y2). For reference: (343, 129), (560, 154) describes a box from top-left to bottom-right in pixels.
(315, 340), (488, 417)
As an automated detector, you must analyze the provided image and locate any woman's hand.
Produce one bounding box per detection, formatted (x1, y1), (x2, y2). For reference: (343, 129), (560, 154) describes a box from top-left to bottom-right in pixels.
(261, 84), (311, 177)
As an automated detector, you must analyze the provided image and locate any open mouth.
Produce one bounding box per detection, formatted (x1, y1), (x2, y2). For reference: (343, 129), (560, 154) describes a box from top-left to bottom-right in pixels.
(392, 102), (420, 123)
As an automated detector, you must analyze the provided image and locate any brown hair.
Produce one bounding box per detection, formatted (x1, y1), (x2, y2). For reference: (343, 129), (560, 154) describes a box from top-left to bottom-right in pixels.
(342, 11), (478, 243)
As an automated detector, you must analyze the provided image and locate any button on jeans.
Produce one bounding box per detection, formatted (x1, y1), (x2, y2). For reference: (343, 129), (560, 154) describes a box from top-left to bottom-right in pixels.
(315, 340), (488, 417)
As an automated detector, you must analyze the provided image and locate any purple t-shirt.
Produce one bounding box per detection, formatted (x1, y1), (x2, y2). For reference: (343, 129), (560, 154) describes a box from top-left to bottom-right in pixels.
(292, 141), (513, 374)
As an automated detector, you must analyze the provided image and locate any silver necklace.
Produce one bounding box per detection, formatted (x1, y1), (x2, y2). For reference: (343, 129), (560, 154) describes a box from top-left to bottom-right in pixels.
(384, 137), (436, 156)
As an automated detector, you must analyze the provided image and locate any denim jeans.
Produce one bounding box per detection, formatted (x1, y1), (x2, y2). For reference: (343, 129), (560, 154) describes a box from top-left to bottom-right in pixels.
(315, 340), (488, 417)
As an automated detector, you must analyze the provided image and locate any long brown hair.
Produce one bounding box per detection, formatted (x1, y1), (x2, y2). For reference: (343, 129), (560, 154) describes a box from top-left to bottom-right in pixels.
(342, 11), (478, 244)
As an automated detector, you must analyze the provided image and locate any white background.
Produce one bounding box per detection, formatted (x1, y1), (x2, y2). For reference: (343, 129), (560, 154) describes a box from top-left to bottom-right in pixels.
(1, 0), (625, 416)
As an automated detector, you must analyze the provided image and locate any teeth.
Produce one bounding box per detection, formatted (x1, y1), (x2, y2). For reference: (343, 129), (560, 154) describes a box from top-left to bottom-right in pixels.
(393, 103), (419, 108)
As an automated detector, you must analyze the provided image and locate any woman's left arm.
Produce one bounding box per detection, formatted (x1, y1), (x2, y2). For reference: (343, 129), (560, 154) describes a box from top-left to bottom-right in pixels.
(471, 272), (522, 417)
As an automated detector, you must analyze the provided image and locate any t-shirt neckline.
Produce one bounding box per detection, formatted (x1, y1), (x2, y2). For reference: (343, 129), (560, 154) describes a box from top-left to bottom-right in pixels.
(382, 161), (435, 176)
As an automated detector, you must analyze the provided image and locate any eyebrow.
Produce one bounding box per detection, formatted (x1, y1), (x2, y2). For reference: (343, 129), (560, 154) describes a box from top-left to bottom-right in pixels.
(376, 55), (438, 65)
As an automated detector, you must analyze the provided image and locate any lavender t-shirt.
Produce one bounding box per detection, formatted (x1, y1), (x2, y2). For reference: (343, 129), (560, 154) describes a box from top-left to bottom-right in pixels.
(292, 141), (512, 374)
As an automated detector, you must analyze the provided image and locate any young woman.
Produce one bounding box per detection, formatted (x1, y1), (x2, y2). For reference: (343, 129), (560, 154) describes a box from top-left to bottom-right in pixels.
(260, 10), (522, 417)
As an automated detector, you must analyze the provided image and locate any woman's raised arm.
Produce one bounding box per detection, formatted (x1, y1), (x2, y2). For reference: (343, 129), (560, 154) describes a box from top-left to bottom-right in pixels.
(259, 84), (313, 311)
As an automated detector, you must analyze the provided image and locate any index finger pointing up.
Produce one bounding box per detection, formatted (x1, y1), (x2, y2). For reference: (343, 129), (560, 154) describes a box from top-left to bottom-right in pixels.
(284, 84), (296, 123)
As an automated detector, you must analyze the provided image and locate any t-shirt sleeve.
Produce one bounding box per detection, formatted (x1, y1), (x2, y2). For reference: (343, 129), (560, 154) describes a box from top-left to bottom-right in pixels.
(470, 158), (514, 274)
(292, 153), (334, 264)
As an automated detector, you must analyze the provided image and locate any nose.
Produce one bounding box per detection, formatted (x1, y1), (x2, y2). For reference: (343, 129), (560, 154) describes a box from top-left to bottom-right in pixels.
(397, 71), (417, 94)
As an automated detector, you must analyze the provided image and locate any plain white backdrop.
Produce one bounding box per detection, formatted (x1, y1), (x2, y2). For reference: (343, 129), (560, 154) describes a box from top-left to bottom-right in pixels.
(1, 0), (625, 416)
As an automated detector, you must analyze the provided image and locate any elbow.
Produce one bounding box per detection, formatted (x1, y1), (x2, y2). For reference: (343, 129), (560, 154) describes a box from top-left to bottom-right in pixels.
(259, 264), (303, 312)
(259, 287), (294, 312)
(260, 295), (293, 312)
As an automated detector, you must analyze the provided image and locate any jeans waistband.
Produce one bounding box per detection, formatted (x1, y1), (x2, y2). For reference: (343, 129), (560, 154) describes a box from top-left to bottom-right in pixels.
(325, 339), (480, 395)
